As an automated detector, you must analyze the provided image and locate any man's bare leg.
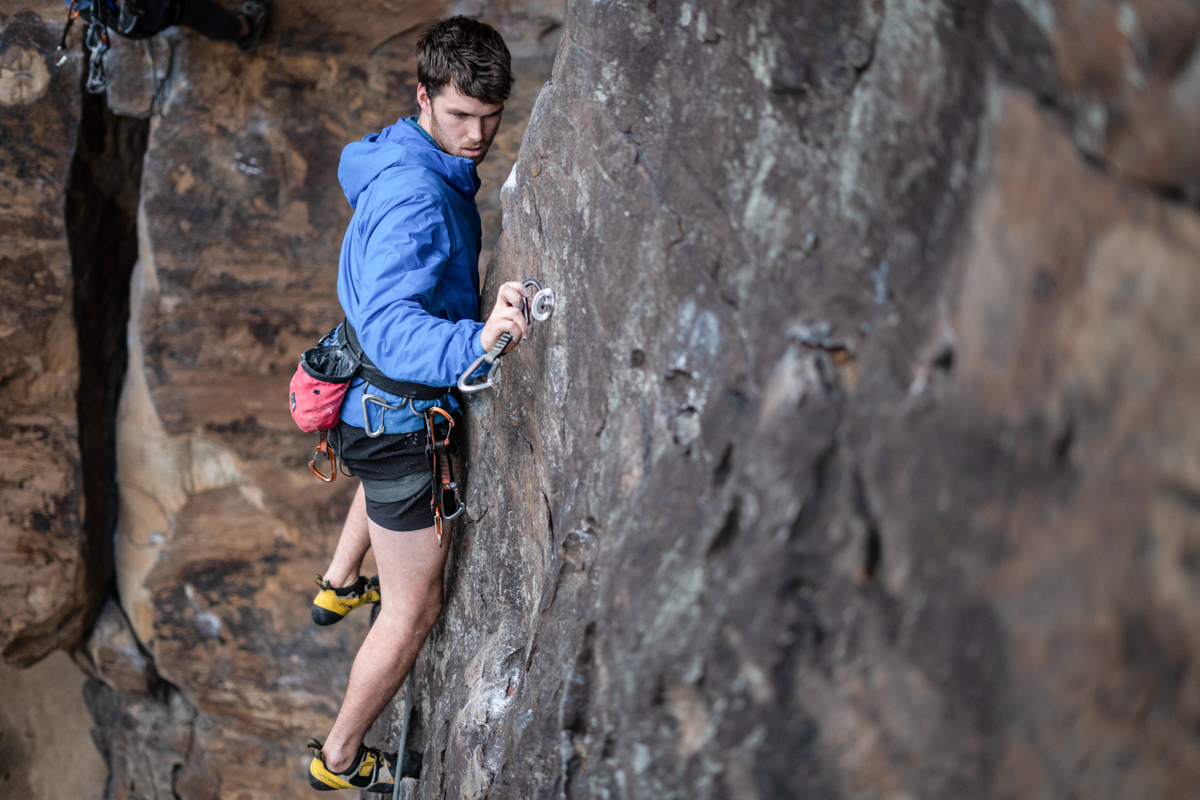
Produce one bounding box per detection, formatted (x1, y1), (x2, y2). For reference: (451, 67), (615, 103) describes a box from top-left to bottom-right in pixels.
(320, 516), (448, 772)
(323, 484), (372, 587)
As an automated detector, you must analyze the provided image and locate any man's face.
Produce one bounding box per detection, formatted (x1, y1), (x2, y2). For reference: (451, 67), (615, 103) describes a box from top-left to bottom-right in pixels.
(416, 82), (504, 166)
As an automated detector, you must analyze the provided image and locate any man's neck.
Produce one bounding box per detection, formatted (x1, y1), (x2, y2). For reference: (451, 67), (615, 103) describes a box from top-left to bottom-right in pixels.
(416, 112), (438, 149)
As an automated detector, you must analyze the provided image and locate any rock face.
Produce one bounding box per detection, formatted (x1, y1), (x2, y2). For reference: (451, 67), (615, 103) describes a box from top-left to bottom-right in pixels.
(0, 6), (91, 666)
(376, 1), (1200, 798)
(0, 650), (107, 800)
(4, 0), (1200, 798)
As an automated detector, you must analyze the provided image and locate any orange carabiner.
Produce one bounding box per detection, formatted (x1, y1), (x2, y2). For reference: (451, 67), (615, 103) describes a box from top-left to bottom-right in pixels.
(309, 432), (336, 483)
(426, 405), (454, 446)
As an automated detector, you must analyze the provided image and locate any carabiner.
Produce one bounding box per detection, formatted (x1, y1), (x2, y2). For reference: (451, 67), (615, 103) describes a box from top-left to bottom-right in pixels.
(440, 486), (466, 521)
(457, 333), (509, 394)
(362, 393), (409, 438)
(457, 279), (555, 394)
(425, 405), (455, 444)
(309, 433), (337, 483)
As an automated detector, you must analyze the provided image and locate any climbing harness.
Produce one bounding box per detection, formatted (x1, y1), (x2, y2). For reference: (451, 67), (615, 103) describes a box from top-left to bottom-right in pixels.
(293, 274), (554, 534)
(457, 279), (556, 394)
(290, 321), (465, 542)
(425, 406), (463, 546)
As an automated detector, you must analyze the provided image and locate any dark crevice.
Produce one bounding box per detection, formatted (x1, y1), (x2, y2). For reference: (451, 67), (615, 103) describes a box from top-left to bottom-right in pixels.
(707, 496), (742, 556)
(790, 442), (837, 541)
(65, 71), (150, 636)
(712, 442), (734, 487)
(852, 469), (882, 580)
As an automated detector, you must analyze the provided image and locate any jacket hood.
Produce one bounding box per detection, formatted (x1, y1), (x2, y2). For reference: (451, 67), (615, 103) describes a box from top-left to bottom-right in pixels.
(338, 118), (481, 209)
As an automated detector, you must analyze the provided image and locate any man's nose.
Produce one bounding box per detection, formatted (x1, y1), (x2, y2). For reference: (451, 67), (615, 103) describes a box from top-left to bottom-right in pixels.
(468, 116), (483, 142)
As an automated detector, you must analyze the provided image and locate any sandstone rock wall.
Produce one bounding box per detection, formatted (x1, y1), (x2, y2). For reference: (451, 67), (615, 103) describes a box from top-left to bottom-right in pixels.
(0, 6), (89, 667)
(381, 1), (1200, 798)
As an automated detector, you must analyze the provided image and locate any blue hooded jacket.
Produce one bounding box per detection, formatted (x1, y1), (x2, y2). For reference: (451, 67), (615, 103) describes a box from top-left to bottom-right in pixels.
(335, 118), (487, 434)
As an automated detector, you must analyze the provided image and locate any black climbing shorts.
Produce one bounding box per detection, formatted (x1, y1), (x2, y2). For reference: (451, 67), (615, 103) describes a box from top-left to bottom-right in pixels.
(332, 421), (447, 532)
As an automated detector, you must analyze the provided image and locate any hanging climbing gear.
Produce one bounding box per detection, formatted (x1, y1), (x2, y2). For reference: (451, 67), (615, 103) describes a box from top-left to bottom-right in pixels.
(56, 0), (153, 93)
(116, 0), (144, 35)
(55, 0), (82, 66)
(458, 279), (556, 394)
(57, 0), (145, 93)
(309, 430), (337, 483)
(425, 406), (463, 546)
(84, 15), (111, 94)
(361, 393), (415, 439)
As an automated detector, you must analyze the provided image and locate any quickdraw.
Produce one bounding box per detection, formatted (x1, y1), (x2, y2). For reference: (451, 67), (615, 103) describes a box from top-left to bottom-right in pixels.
(457, 279), (555, 394)
(425, 406), (463, 546)
(84, 16), (111, 94)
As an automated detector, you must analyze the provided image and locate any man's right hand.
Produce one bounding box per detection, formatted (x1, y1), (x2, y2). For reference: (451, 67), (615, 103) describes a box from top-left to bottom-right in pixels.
(480, 281), (531, 354)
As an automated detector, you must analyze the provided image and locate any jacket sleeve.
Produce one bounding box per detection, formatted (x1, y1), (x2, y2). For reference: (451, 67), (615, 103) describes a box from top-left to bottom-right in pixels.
(352, 196), (486, 387)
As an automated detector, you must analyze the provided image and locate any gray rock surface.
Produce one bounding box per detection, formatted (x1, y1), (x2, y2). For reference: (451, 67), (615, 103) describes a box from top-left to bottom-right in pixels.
(378, 1), (1200, 798)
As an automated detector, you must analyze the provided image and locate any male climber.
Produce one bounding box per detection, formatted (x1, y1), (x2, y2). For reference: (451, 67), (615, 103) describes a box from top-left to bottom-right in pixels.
(304, 16), (530, 793)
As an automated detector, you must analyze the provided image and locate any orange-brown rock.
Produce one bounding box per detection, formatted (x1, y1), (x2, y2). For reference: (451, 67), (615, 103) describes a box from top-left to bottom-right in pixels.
(1005, 0), (1200, 196)
(0, 6), (87, 666)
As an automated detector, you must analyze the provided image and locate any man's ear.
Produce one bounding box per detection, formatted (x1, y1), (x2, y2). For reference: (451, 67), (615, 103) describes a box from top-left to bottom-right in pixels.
(416, 82), (431, 114)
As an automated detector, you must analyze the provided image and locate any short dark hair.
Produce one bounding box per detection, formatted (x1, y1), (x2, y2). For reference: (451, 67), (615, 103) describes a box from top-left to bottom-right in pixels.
(416, 17), (513, 105)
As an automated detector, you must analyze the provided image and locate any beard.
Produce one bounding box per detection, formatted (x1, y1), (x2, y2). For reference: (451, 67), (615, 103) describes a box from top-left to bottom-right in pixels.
(427, 111), (489, 164)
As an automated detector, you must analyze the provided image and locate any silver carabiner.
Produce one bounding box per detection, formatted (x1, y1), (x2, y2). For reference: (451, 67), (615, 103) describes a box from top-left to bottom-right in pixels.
(457, 334), (509, 394)
(441, 495), (467, 521)
(361, 393), (409, 437)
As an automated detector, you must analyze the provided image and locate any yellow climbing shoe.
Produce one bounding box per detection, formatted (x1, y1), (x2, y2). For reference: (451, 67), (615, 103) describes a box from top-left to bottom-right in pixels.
(307, 738), (421, 792)
(311, 574), (380, 626)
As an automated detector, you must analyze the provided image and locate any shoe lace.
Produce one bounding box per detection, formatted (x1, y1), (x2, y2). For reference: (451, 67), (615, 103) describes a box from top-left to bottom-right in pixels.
(363, 747), (396, 784)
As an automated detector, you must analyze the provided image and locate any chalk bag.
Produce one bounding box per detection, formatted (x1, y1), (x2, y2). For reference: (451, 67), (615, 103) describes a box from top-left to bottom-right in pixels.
(289, 340), (360, 433)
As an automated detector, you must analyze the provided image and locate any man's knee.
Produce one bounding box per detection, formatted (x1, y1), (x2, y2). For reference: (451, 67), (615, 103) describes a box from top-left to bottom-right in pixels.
(377, 583), (442, 633)
(412, 583), (443, 633)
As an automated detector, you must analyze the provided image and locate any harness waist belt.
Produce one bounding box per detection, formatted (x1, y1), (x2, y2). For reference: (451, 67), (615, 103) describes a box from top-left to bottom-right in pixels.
(341, 319), (448, 402)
